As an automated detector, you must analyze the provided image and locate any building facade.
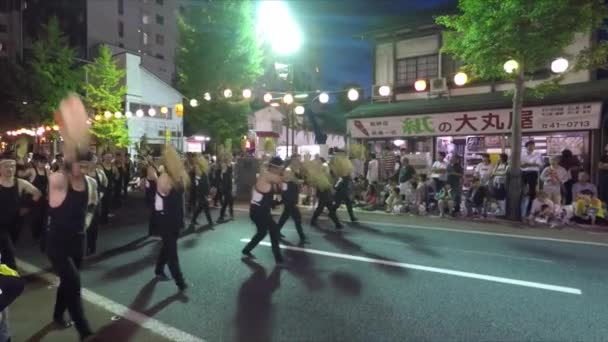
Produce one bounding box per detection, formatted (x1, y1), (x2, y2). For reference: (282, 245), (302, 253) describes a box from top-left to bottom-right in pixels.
(347, 10), (608, 179)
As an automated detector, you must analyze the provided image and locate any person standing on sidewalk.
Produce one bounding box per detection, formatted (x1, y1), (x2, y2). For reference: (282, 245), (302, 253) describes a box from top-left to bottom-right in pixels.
(521, 141), (544, 216)
(152, 146), (189, 291)
(100, 151), (118, 224)
(47, 94), (97, 340)
(190, 155), (213, 228)
(0, 153), (42, 269)
(446, 154), (464, 214)
(276, 168), (306, 244)
(242, 157), (285, 263)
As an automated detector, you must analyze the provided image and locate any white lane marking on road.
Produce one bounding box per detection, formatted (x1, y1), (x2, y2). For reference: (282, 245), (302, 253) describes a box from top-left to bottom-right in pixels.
(233, 207), (608, 248)
(18, 259), (206, 342)
(240, 239), (582, 295)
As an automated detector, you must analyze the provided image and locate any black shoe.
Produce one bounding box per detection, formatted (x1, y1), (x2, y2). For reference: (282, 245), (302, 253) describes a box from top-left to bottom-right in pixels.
(241, 249), (254, 258)
(351, 218), (358, 223)
(279, 233), (286, 238)
(217, 217), (225, 222)
(155, 272), (170, 281)
(335, 224), (344, 230)
(177, 282), (189, 291)
(275, 256), (285, 264)
(53, 317), (73, 329)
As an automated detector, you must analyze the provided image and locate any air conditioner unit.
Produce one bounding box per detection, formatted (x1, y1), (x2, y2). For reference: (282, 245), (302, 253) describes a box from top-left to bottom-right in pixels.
(430, 78), (448, 93)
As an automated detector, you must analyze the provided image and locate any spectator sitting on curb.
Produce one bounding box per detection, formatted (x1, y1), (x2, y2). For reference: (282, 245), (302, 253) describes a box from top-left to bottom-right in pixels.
(437, 183), (454, 217)
(572, 189), (606, 226)
(527, 191), (555, 226)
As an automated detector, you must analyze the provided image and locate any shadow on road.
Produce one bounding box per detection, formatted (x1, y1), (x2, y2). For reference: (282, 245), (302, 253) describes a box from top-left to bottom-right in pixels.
(93, 278), (189, 341)
(235, 258), (282, 342)
(180, 225), (215, 249)
(100, 243), (161, 281)
(280, 240), (325, 292)
(85, 235), (158, 267)
(348, 222), (440, 258)
(329, 271), (362, 296)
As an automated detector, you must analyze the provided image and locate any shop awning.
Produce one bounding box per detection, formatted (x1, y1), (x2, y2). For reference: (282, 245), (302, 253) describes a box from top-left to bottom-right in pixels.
(345, 79), (608, 120)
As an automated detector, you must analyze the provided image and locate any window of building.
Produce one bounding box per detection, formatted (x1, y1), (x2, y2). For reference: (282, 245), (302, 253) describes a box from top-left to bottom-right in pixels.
(118, 0), (124, 15)
(118, 43), (125, 48)
(142, 32), (149, 45)
(156, 0), (163, 5)
(142, 14), (150, 24)
(155, 53), (164, 60)
(396, 55), (439, 85)
(118, 21), (124, 38)
(155, 33), (164, 45)
(156, 14), (164, 25)
(0, 24), (7, 33)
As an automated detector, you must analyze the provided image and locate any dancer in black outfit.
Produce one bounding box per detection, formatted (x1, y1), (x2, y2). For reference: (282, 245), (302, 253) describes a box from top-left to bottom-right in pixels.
(190, 155), (213, 228)
(0, 153), (41, 269)
(333, 174), (358, 223)
(218, 157), (234, 221)
(47, 94), (97, 340)
(122, 153), (131, 198)
(185, 153), (197, 214)
(310, 188), (342, 229)
(242, 157), (285, 263)
(27, 153), (49, 251)
(99, 152), (117, 224)
(276, 168), (306, 243)
(152, 146), (188, 291)
(143, 155), (160, 237)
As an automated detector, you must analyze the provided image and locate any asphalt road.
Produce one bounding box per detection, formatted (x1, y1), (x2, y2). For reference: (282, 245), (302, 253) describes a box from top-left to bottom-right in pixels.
(12, 194), (608, 341)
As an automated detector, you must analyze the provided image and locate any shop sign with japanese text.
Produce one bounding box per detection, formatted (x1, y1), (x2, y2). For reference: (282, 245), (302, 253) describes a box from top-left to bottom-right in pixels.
(348, 102), (601, 139)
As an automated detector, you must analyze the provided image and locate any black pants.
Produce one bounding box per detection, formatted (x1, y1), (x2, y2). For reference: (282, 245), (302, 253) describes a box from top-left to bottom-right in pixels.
(32, 201), (47, 241)
(113, 181), (122, 208)
(213, 189), (223, 207)
(155, 231), (185, 286)
(86, 212), (99, 255)
(219, 192), (234, 219)
(0, 274), (25, 312)
(0, 234), (16, 270)
(522, 171), (539, 214)
(311, 191), (341, 228)
(334, 194), (356, 221)
(187, 186), (197, 213)
(47, 233), (92, 338)
(123, 175), (129, 198)
(100, 190), (112, 224)
(191, 196), (212, 225)
(8, 216), (22, 246)
(277, 204), (305, 240)
(563, 179), (575, 205)
(243, 206), (282, 262)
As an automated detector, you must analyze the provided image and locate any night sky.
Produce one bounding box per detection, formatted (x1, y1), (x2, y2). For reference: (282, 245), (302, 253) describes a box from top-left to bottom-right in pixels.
(287, 0), (454, 95)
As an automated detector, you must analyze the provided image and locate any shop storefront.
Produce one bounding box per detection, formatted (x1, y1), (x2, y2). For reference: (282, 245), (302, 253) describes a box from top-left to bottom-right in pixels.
(348, 101), (603, 179)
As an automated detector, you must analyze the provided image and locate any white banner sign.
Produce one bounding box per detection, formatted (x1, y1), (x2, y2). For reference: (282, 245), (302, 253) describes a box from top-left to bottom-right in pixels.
(348, 102), (602, 139)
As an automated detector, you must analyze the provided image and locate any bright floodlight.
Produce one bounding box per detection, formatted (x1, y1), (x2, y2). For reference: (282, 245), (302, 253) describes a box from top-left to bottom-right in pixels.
(378, 85), (391, 97)
(104, 111), (112, 119)
(204, 92), (211, 101)
(283, 93), (294, 104)
(454, 72), (468, 86)
(263, 93), (273, 103)
(504, 59), (519, 74)
(114, 111), (123, 118)
(224, 89), (233, 98)
(190, 99), (199, 107)
(294, 105), (305, 115)
(414, 80), (427, 92)
(347, 88), (359, 101)
(242, 89), (252, 99)
(319, 92), (329, 104)
(148, 108), (156, 117)
(551, 58), (569, 73)
(136, 109), (144, 117)
(125, 111), (133, 118)
(160, 106), (169, 114)
(94, 114), (102, 121)
(257, 0), (302, 55)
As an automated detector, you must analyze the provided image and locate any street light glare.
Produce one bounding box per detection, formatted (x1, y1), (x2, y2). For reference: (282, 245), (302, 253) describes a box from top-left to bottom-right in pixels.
(204, 92), (211, 101)
(125, 111), (133, 118)
(104, 111), (112, 119)
(190, 98), (199, 107)
(224, 89), (233, 98)
(283, 93), (294, 104)
(148, 108), (156, 117)
(504, 59), (519, 74)
(136, 109), (144, 117)
(347, 88), (359, 102)
(160, 106), (169, 114)
(378, 85), (391, 97)
(454, 72), (468, 86)
(258, 1), (302, 55)
(551, 58), (569, 73)
(319, 92), (329, 104)
(242, 89), (253, 99)
(414, 80), (427, 92)
(114, 111), (123, 118)
(294, 105), (305, 115)
(263, 93), (273, 103)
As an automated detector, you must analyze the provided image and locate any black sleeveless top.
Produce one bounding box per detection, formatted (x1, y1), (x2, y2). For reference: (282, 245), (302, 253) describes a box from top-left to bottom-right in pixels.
(250, 186), (274, 212)
(48, 179), (88, 235)
(32, 168), (48, 196)
(102, 164), (114, 191)
(196, 174), (210, 197)
(0, 179), (19, 229)
(154, 188), (184, 231)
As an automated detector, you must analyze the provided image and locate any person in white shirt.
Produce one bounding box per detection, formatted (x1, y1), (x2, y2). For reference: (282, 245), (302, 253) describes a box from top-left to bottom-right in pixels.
(540, 156), (568, 205)
(366, 153), (379, 184)
(521, 141), (544, 215)
(474, 154), (494, 187)
(526, 191), (555, 225)
(430, 151), (448, 191)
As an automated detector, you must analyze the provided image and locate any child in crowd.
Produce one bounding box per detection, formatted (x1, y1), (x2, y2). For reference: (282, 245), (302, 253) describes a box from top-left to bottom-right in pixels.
(415, 174), (430, 215)
(385, 186), (402, 214)
(573, 190), (606, 226)
(466, 176), (487, 217)
(437, 183), (454, 217)
(527, 191), (555, 225)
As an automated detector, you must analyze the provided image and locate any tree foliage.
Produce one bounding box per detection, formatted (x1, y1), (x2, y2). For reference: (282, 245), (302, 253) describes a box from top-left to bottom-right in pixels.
(83, 45), (129, 149)
(176, 0), (263, 142)
(27, 16), (80, 124)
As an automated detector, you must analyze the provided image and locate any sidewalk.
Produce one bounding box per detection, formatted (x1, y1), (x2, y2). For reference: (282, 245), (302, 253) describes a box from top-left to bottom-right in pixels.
(10, 269), (173, 342)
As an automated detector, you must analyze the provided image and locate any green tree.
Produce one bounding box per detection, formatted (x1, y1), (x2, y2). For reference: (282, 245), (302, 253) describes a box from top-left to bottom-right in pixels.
(437, 0), (608, 220)
(27, 16), (80, 125)
(83, 45), (129, 149)
(176, 0), (263, 142)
